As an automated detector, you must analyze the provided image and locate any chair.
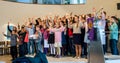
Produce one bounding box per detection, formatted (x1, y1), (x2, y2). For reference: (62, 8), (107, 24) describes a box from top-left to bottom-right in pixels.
(0, 41), (5, 55)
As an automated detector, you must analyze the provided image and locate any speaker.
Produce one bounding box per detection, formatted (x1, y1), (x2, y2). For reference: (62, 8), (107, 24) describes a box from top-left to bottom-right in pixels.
(117, 3), (120, 10)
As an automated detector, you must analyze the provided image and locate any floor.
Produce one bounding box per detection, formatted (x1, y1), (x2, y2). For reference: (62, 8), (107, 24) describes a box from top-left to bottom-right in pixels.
(48, 56), (87, 63)
(1, 54), (120, 63)
(0, 55), (88, 63)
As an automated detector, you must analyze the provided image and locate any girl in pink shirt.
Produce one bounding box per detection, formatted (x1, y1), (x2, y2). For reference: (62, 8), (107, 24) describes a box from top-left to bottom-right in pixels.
(49, 22), (65, 58)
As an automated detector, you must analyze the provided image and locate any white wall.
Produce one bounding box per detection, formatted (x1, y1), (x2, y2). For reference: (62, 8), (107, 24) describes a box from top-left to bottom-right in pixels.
(0, 0), (120, 41)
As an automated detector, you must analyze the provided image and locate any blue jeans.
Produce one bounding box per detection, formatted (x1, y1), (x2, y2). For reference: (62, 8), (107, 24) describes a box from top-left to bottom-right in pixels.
(68, 37), (75, 56)
(19, 44), (25, 57)
(110, 39), (119, 55)
(27, 39), (34, 55)
(35, 40), (43, 53)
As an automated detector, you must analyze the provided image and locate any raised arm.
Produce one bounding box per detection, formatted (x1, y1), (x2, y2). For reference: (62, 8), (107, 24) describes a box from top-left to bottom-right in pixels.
(35, 19), (39, 26)
(2, 32), (11, 37)
(92, 8), (97, 17)
(79, 21), (83, 27)
(68, 19), (73, 29)
(16, 33), (19, 38)
(24, 21), (30, 27)
(17, 23), (20, 31)
(101, 10), (106, 20)
(61, 26), (66, 32)
(7, 22), (12, 33)
(46, 20), (49, 28)
(31, 17), (36, 25)
(48, 28), (55, 32)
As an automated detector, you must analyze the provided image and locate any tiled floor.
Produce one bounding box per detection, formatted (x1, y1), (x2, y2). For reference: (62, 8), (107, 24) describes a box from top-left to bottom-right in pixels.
(0, 55), (87, 63)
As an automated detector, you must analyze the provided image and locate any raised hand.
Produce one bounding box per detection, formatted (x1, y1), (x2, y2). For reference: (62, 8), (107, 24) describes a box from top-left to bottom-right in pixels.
(8, 22), (10, 25)
(18, 22), (20, 29)
(92, 7), (96, 12)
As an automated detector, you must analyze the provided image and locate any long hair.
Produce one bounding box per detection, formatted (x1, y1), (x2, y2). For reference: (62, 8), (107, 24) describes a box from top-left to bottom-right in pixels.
(111, 16), (119, 22)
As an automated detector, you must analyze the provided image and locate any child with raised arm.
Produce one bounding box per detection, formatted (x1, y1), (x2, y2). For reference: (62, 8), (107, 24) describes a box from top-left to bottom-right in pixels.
(3, 22), (18, 60)
(48, 21), (55, 56)
(49, 22), (65, 58)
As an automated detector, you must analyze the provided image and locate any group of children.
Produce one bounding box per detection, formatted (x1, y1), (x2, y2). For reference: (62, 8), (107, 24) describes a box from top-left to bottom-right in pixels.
(3, 9), (120, 60)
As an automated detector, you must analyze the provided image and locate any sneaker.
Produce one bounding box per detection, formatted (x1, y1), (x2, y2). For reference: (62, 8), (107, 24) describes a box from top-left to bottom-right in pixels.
(52, 54), (56, 57)
(25, 54), (30, 57)
(77, 57), (80, 59)
(85, 56), (87, 59)
(55, 55), (58, 58)
(57, 55), (61, 58)
(29, 55), (34, 57)
(74, 56), (77, 58)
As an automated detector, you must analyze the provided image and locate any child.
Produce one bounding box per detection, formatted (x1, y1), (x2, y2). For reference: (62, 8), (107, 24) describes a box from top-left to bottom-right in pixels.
(60, 21), (67, 56)
(18, 25), (27, 57)
(43, 24), (49, 55)
(25, 21), (35, 55)
(3, 30), (18, 60)
(3, 23), (18, 60)
(67, 19), (75, 56)
(109, 16), (119, 55)
(34, 25), (43, 53)
(68, 15), (83, 59)
(86, 14), (94, 41)
(49, 22), (65, 58)
(48, 22), (55, 56)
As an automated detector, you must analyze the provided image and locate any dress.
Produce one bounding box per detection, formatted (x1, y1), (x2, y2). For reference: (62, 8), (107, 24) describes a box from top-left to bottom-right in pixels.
(73, 34), (81, 45)
(48, 32), (55, 44)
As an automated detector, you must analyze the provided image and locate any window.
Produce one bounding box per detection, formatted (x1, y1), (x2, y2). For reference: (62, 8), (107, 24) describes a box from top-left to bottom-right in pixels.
(5, 0), (86, 4)
(38, 0), (62, 4)
(69, 0), (86, 4)
(17, 0), (33, 3)
(79, 0), (86, 4)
